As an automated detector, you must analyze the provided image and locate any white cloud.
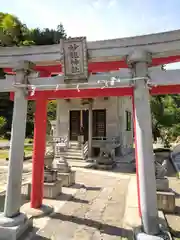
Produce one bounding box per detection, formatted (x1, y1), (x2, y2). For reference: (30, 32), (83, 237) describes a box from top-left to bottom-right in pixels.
(108, 0), (117, 8)
(91, 0), (101, 9)
(89, 0), (117, 10)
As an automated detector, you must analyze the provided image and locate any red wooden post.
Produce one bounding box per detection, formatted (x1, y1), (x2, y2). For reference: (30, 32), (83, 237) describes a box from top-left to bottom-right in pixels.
(30, 71), (50, 208)
(132, 95), (141, 217)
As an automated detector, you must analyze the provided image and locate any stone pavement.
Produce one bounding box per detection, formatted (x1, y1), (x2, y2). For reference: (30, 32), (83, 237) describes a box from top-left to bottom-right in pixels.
(23, 170), (133, 240)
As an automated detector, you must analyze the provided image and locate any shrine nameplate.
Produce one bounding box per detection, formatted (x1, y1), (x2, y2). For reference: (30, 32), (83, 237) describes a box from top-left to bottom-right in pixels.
(60, 37), (88, 82)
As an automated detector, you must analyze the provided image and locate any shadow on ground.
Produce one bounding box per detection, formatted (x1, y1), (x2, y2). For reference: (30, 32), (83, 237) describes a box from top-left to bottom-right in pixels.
(48, 212), (133, 238)
(72, 162), (136, 174)
(70, 183), (102, 191)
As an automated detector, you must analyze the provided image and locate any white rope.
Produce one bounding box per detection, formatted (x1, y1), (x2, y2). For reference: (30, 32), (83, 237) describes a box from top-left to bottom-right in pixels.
(13, 76), (151, 96)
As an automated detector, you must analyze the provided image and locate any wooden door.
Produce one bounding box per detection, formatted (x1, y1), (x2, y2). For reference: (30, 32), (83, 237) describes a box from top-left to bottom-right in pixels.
(93, 109), (106, 137)
(69, 111), (80, 141)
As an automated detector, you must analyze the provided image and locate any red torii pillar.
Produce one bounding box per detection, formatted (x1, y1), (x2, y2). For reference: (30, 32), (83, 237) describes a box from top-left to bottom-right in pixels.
(30, 71), (50, 208)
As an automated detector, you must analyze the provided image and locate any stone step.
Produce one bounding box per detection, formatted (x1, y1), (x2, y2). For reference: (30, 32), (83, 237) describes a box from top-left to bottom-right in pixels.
(65, 151), (84, 156)
(66, 148), (82, 153)
(65, 155), (84, 160)
(69, 141), (80, 146)
(68, 145), (82, 150)
(65, 152), (84, 157)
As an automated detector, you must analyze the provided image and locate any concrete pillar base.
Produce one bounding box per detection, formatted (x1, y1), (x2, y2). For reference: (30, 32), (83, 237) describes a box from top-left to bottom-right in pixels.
(135, 232), (169, 240)
(134, 226), (171, 240)
(0, 212), (32, 240)
(21, 203), (53, 218)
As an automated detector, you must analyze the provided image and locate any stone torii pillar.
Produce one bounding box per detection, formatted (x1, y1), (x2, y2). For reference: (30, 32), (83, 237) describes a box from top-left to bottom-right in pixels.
(127, 50), (160, 236)
(0, 61), (34, 240)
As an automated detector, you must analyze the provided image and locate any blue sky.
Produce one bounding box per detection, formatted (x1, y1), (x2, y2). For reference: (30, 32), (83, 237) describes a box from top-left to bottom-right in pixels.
(1, 0), (180, 68)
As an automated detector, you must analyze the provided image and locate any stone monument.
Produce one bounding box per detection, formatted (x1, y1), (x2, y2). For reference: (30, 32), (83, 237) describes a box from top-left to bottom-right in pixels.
(155, 159), (169, 191)
(52, 137), (75, 187)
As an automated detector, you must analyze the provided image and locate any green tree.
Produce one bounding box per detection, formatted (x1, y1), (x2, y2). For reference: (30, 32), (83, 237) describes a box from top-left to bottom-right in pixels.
(0, 13), (30, 46)
(151, 94), (180, 142)
(0, 116), (7, 137)
(47, 100), (57, 121)
(0, 12), (67, 138)
(0, 116), (6, 130)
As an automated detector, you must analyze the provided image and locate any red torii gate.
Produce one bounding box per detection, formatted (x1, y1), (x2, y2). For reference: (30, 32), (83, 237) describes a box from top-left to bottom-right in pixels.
(4, 53), (180, 211)
(1, 31), (180, 238)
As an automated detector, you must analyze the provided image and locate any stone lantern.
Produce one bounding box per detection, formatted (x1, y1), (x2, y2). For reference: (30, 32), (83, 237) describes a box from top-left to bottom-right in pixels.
(52, 137), (75, 187)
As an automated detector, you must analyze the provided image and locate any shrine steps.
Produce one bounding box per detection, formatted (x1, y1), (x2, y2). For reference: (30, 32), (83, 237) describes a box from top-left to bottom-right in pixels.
(65, 151), (84, 160)
(65, 141), (86, 160)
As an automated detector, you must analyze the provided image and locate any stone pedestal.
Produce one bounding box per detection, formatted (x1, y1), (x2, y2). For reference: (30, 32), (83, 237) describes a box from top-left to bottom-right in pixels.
(52, 157), (71, 173)
(156, 178), (169, 191)
(157, 191), (175, 213)
(44, 180), (62, 199)
(0, 213), (32, 240)
(95, 150), (116, 170)
(57, 170), (76, 187)
(24, 180), (62, 200)
(44, 169), (57, 183)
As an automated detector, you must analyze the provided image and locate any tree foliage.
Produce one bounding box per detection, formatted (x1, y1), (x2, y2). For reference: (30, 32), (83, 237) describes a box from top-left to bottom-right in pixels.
(0, 12), (66, 138)
(151, 95), (180, 142)
(0, 116), (6, 130)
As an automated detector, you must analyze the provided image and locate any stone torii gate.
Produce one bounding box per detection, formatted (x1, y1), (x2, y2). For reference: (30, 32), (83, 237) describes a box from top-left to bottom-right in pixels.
(1, 31), (180, 239)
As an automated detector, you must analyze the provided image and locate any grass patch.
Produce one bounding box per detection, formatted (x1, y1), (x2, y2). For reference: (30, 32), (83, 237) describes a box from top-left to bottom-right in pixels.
(0, 138), (33, 143)
(0, 145), (33, 159)
(24, 138), (33, 144)
(0, 139), (8, 142)
(0, 150), (8, 159)
(24, 145), (33, 151)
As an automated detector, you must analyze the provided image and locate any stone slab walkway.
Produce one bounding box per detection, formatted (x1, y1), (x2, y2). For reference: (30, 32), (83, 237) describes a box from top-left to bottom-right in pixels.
(23, 170), (132, 240)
